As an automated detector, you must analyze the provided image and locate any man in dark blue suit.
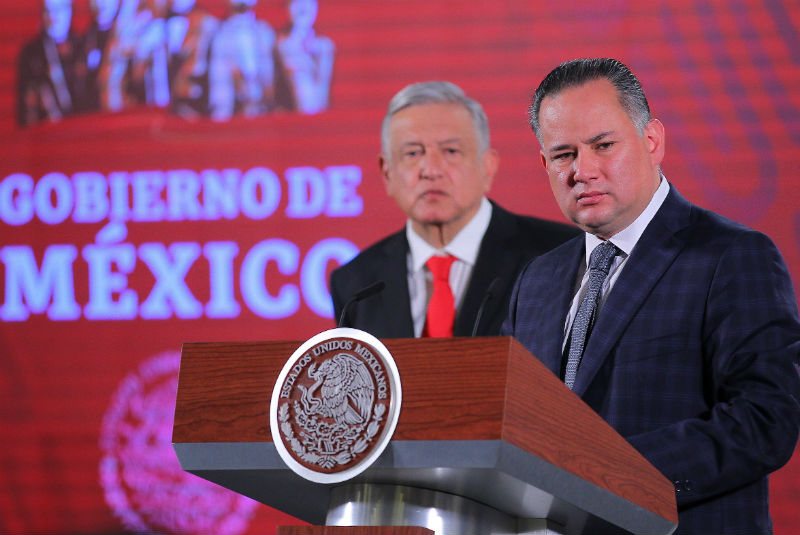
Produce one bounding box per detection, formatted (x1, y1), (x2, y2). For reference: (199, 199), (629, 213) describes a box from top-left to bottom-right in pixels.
(502, 58), (800, 534)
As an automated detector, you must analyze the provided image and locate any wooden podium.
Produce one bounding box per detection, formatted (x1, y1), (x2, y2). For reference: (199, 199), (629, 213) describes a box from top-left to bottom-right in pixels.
(173, 336), (677, 534)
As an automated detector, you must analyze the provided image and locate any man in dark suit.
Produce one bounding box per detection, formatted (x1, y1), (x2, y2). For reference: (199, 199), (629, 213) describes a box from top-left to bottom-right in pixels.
(17, 0), (88, 126)
(502, 58), (800, 534)
(330, 81), (579, 337)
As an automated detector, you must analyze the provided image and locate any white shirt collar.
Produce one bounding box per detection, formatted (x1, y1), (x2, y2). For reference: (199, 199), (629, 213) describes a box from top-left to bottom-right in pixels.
(407, 196), (493, 272)
(584, 176), (670, 263)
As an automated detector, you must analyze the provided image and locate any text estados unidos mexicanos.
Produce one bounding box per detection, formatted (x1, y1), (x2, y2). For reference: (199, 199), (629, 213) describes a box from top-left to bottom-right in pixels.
(280, 340), (387, 400)
(0, 166), (363, 322)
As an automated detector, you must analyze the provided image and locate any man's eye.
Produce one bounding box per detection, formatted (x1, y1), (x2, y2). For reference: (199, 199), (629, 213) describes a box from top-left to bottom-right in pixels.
(596, 142), (614, 150)
(404, 150), (421, 158)
(552, 152), (573, 161)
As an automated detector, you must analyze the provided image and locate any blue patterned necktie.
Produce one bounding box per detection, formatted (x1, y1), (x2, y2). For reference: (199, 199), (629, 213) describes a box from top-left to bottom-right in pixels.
(564, 241), (619, 390)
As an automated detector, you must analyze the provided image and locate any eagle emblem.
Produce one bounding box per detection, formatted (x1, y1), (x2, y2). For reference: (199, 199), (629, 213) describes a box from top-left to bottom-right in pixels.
(270, 328), (401, 483)
(299, 352), (374, 426)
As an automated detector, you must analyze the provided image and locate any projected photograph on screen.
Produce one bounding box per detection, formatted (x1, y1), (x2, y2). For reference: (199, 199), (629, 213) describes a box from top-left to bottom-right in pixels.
(17, 0), (334, 126)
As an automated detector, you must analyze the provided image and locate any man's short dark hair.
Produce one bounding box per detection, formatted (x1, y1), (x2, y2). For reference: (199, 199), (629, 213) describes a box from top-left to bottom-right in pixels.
(529, 58), (652, 144)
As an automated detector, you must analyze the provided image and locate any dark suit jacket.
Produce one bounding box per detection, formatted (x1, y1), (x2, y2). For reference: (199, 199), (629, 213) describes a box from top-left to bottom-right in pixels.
(502, 185), (800, 534)
(17, 31), (87, 126)
(330, 201), (580, 337)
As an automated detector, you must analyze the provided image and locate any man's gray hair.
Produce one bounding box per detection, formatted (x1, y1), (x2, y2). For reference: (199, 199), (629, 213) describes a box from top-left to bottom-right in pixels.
(529, 58), (652, 144)
(381, 81), (491, 158)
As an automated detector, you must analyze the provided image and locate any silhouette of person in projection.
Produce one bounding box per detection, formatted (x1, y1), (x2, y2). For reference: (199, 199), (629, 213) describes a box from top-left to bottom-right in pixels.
(274, 0), (334, 114)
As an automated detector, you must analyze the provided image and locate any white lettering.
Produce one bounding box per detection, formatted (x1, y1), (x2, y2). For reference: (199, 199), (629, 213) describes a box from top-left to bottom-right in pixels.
(201, 168), (239, 220)
(285, 167), (325, 218)
(240, 167), (281, 220)
(325, 166), (363, 217)
(35, 172), (73, 225)
(139, 242), (203, 319)
(0, 165), (364, 225)
(166, 169), (202, 221)
(0, 173), (34, 225)
(0, 245), (80, 321)
(203, 241), (240, 318)
(0, 161), (364, 323)
(301, 238), (358, 317)
(83, 243), (138, 319)
(1, 238), (357, 321)
(240, 239), (300, 319)
(131, 171), (166, 222)
(73, 172), (109, 223)
(109, 172), (130, 222)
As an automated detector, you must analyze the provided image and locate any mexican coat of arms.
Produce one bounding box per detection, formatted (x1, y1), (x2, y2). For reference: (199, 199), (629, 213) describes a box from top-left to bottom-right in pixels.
(269, 328), (402, 483)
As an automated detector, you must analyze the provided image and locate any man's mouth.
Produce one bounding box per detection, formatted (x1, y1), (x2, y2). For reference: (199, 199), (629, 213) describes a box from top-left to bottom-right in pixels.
(420, 189), (448, 199)
(577, 191), (606, 205)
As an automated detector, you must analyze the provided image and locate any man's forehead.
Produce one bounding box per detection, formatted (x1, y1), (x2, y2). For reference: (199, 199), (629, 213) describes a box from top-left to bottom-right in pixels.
(388, 105), (476, 144)
(396, 137), (464, 146)
(539, 82), (632, 138)
(389, 102), (472, 125)
(540, 79), (623, 116)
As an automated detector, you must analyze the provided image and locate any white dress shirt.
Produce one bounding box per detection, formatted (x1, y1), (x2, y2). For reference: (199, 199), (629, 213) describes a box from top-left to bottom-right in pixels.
(562, 177), (670, 350)
(406, 197), (492, 337)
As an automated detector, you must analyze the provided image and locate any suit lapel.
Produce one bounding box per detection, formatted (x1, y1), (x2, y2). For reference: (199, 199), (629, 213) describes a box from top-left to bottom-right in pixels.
(571, 187), (692, 396)
(376, 233), (415, 338)
(537, 239), (585, 377)
(455, 205), (514, 336)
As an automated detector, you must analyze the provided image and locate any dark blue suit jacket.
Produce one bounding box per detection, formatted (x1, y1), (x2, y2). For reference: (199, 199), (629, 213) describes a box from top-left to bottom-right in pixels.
(503, 185), (800, 534)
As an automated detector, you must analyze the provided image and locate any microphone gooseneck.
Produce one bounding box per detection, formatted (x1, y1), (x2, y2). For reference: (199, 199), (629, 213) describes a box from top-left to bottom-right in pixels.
(471, 277), (502, 337)
(338, 280), (386, 328)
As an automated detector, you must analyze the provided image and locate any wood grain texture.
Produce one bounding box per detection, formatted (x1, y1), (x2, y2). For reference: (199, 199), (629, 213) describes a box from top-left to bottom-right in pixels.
(503, 339), (678, 524)
(173, 336), (677, 525)
(174, 341), (298, 443)
(383, 337), (508, 440)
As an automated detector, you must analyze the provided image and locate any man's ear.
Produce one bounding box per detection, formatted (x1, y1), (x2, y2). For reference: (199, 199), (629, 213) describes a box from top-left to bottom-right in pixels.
(378, 154), (391, 193)
(644, 118), (666, 168)
(482, 148), (499, 192)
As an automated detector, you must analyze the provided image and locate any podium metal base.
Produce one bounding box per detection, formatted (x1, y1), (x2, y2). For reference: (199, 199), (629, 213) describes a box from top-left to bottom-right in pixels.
(326, 483), (566, 535)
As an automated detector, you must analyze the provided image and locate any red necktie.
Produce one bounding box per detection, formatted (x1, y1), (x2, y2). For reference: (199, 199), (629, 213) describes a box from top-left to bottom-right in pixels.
(423, 255), (456, 337)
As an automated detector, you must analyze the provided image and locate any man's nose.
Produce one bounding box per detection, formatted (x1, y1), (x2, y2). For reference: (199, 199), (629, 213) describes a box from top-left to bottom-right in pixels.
(419, 150), (445, 179)
(573, 150), (599, 182)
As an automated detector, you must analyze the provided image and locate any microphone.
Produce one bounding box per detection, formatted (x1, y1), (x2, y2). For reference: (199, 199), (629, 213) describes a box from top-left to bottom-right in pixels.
(471, 277), (502, 337)
(338, 280), (386, 328)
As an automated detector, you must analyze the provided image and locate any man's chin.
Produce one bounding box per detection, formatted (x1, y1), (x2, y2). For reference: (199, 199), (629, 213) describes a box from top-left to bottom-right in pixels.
(416, 219), (448, 228)
(572, 208), (614, 234)
(413, 209), (455, 227)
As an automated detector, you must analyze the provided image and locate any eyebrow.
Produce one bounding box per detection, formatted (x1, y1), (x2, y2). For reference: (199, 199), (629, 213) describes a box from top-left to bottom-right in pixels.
(399, 138), (463, 149)
(437, 138), (463, 145)
(547, 130), (615, 154)
(547, 143), (573, 154)
(399, 142), (424, 149)
(584, 130), (615, 144)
